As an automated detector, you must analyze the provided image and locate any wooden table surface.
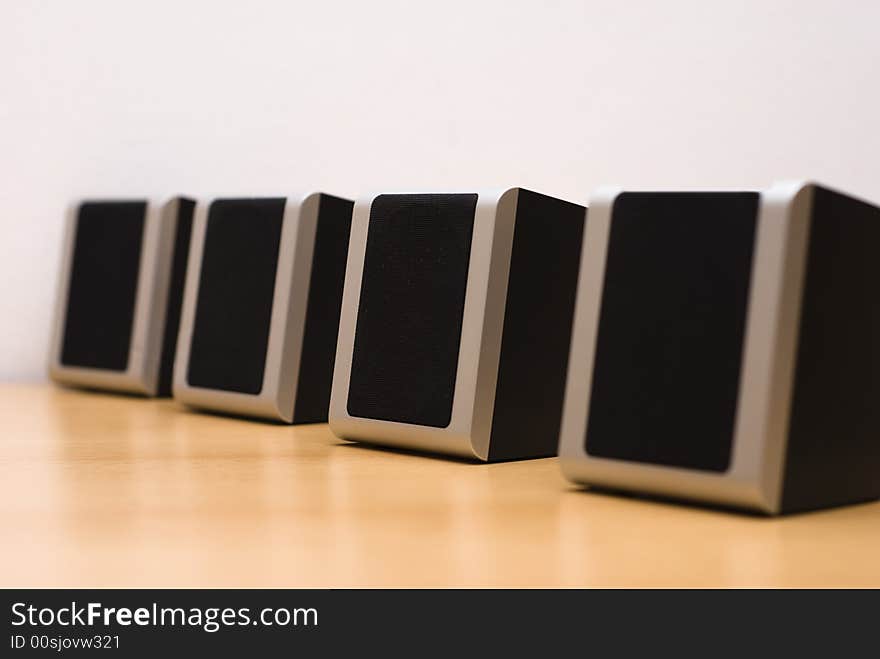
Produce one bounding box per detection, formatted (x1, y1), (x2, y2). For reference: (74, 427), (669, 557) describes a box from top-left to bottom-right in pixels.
(1, 384), (878, 588)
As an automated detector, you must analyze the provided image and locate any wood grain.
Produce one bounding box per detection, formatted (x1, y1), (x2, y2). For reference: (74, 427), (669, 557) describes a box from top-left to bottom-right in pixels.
(1, 384), (878, 587)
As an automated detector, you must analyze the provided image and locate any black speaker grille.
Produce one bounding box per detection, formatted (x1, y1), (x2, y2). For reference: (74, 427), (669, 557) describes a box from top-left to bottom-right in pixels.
(585, 192), (758, 472)
(186, 198), (285, 395)
(61, 201), (146, 371)
(347, 193), (478, 427)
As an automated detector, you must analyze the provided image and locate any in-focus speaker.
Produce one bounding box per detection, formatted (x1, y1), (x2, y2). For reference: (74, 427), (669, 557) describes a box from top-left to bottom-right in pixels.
(559, 181), (880, 514)
(329, 189), (586, 461)
(173, 193), (353, 422)
(49, 197), (195, 396)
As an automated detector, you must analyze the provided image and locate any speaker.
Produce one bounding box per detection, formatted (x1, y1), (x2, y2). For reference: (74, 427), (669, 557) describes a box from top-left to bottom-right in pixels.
(173, 193), (354, 422)
(559, 181), (880, 514)
(329, 189), (586, 461)
(49, 197), (195, 396)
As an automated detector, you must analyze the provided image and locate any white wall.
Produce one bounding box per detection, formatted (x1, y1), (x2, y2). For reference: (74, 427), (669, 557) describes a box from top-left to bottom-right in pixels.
(2, 0), (879, 380)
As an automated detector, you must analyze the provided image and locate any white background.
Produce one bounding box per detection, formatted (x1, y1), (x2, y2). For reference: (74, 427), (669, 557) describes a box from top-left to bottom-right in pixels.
(2, 0), (879, 380)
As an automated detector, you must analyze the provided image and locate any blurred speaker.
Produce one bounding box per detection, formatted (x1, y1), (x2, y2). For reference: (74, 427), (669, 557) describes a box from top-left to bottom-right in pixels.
(559, 181), (880, 514)
(330, 189), (586, 461)
(173, 193), (353, 422)
(50, 197), (195, 396)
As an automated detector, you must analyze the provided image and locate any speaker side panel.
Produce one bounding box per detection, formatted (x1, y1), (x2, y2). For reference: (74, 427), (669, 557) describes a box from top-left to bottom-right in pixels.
(781, 186), (880, 512)
(293, 195), (354, 423)
(487, 190), (586, 461)
(156, 198), (195, 396)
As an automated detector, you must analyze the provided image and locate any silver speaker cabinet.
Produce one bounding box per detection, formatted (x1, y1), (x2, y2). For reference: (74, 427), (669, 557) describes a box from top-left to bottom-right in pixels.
(559, 181), (880, 514)
(173, 193), (353, 422)
(49, 197), (195, 396)
(329, 189), (586, 461)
